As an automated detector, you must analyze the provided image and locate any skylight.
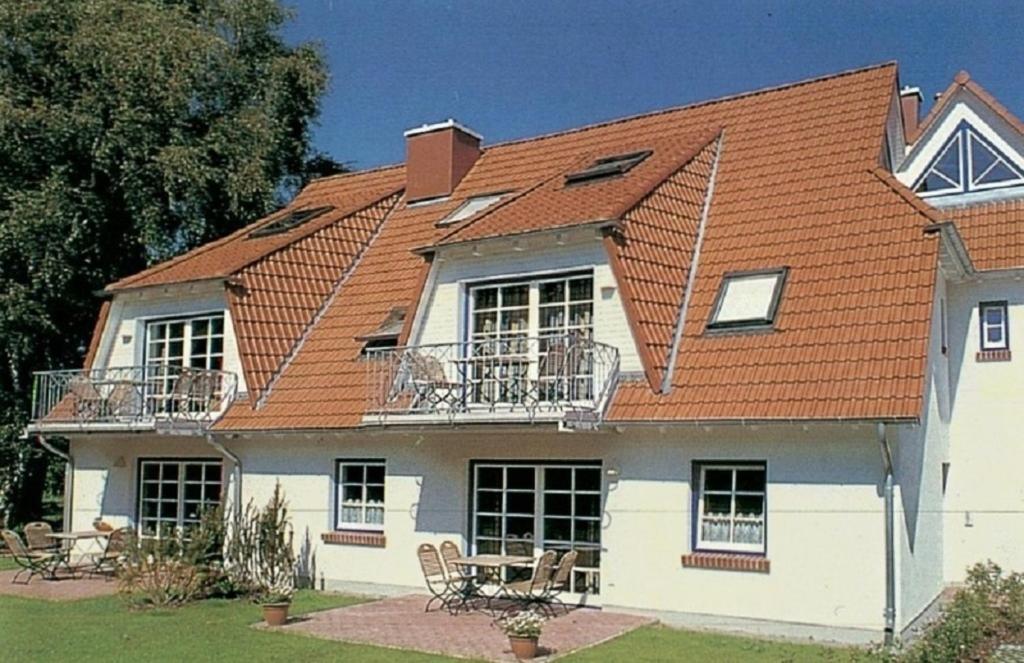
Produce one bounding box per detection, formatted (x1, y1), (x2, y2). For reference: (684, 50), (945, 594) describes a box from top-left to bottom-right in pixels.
(565, 150), (653, 185)
(438, 193), (505, 225)
(248, 206), (334, 239)
(707, 268), (788, 330)
(914, 122), (1024, 196)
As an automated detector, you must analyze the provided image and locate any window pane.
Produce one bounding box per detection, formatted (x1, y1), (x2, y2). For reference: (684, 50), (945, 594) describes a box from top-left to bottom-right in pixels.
(365, 485), (384, 504)
(506, 491), (535, 515)
(703, 493), (732, 516)
(736, 469), (766, 493)
(476, 515), (502, 538)
(568, 304), (592, 327)
(185, 464), (203, 482)
(342, 485), (363, 503)
(539, 281), (565, 304)
(477, 467), (502, 489)
(543, 517), (572, 542)
(735, 494), (765, 518)
(987, 327), (1003, 344)
(544, 467), (572, 491)
(342, 465), (364, 484)
(192, 319), (209, 337)
(204, 464), (221, 482)
(501, 308), (529, 333)
(544, 492), (571, 516)
(502, 285), (529, 307)
(474, 311), (497, 334)
(477, 490), (502, 513)
(341, 506), (362, 524)
(569, 278), (593, 301)
(574, 519), (601, 543)
(574, 468), (601, 492)
(184, 483), (203, 501)
(704, 469), (732, 492)
(701, 517), (731, 543)
(366, 465), (385, 484)
(365, 507), (384, 525)
(143, 464), (159, 480)
(505, 516), (534, 539)
(575, 493), (601, 518)
(734, 520), (764, 545)
(506, 467), (535, 490)
(162, 464), (179, 481)
(474, 287), (498, 310)
(985, 307), (1004, 325)
(539, 305), (565, 329)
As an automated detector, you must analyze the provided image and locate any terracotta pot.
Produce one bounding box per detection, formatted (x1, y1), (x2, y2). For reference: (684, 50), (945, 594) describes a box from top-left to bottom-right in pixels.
(508, 635), (539, 659)
(262, 602), (290, 626)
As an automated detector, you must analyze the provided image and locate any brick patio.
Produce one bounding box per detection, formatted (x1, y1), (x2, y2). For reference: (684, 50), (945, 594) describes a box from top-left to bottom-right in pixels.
(0, 569), (118, 601)
(277, 594), (653, 661)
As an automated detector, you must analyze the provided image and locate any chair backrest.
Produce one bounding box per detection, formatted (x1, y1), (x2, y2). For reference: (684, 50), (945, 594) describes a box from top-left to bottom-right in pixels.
(23, 522), (54, 550)
(106, 528), (130, 554)
(439, 540), (462, 577)
(105, 382), (136, 416)
(69, 376), (101, 400)
(540, 339), (569, 378)
(505, 534), (533, 558)
(1, 529), (30, 558)
(529, 550), (557, 591)
(409, 354), (446, 384)
(417, 543), (446, 583)
(551, 550), (578, 588)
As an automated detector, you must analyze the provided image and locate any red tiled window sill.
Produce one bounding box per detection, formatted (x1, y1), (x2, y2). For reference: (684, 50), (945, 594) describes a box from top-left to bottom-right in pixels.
(681, 552), (770, 573)
(321, 531), (386, 547)
(977, 349), (1011, 362)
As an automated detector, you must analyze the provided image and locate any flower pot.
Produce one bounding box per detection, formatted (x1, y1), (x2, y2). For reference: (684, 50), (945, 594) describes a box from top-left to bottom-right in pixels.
(508, 635), (539, 659)
(262, 602), (290, 626)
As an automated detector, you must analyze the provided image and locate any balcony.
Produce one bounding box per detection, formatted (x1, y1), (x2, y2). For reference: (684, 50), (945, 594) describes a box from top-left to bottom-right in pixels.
(365, 335), (620, 428)
(29, 366), (238, 434)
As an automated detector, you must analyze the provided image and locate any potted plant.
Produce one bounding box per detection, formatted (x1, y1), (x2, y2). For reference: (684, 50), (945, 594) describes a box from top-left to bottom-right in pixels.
(259, 582), (294, 626)
(501, 610), (544, 659)
(252, 484), (296, 626)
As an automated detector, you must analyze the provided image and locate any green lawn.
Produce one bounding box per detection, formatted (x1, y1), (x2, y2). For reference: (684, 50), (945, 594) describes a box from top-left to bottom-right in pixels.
(0, 588), (878, 662)
(0, 556), (17, 572)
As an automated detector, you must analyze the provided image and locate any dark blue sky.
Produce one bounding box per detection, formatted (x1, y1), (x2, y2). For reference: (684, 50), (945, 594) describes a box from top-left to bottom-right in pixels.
(282, 0), (1024, 170)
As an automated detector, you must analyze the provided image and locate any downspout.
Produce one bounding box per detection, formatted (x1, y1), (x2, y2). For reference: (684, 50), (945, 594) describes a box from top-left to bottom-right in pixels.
(661, 131), (724, 394)
(37, 435), (73, 530)
(205, 434), (242, 521)
(877, 422), (896, 647)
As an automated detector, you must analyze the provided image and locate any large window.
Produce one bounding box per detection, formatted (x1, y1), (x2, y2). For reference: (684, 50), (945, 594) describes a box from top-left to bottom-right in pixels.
(468, 273), (594, 404)
(695, 463), (767, 554)
(979, 301), (1009, 351)
(138, 459), (222, 538)
(707, 269), (787, 330)
(145, 313), (225, 412)
(914, 122), (1024, 196)
(335, 461), (385, 531)
(472, 462), (601, 594)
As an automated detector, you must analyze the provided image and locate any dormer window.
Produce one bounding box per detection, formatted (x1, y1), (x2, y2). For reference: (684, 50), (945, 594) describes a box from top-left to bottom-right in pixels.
(914, 122), (1024, 196)
(248, 206), (334, 238)
(707, 268), (787, 331)
(438, 193), (506, 226)
(565, 150), (652, 185)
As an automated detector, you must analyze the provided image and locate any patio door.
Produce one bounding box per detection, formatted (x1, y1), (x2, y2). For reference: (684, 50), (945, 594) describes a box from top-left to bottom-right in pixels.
(471, 462), (602, 596)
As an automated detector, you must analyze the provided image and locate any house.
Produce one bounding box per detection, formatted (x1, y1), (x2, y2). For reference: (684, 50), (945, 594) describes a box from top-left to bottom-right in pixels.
(27, 62), (1024, 644)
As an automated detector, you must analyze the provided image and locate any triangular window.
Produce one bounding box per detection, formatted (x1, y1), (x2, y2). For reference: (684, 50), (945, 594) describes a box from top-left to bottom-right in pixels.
(914, 122), (1024, 196)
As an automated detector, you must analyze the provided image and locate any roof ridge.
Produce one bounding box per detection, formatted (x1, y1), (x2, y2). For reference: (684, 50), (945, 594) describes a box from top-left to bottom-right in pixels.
(868, 167), (945, 225)
(482, 61), (897, 152)
(304, 161), (405, 185)
(909, 70), (1024, 145)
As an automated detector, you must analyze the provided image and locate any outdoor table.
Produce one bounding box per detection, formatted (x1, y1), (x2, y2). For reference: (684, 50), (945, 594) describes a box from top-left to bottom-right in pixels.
(449, 554), (534, 613)
(48, 530), (112, 574)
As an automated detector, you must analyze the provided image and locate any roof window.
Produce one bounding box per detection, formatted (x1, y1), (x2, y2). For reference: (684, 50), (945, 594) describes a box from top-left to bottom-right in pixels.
(707, 268), (788, 331)
(914, 121), (1024, 196)
(248, 206), (334, 239)
(564, 150), (652, 185)
(438, 193), (506, 226)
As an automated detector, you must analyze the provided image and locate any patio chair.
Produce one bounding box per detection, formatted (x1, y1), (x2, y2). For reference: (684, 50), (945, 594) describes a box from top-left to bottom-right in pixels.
(90, 527), (130, 578)
(497, 550), (556, 619)
(24, 522), (59, 552)
(69, 375), (104, 421)
(504, 534), (534, 583)
(417, 543), (457, 613)
(1, 529), (62, 584)
(406, 352), (464, 415)
(541, 550), (579, 615)
(439, 540), (470, 584)
(104, 380), (138, 420)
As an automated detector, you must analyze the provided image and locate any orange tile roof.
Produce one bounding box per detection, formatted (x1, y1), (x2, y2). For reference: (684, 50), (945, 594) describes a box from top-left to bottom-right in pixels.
(949, 200), (1024, 271)
(909, 71), (1024, 145)
(209, 61), (949, 429)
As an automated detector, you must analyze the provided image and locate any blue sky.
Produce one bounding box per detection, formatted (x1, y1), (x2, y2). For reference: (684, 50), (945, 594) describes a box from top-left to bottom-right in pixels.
(282, 0), (1024, 170)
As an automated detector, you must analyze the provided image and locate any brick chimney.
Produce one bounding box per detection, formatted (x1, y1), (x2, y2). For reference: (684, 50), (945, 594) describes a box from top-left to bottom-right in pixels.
(404, 119), (482, 202)
(900, 86), (923, 140)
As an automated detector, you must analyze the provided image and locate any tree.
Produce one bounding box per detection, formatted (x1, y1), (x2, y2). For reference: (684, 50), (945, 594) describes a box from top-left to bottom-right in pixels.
(0, 0), (331, 525)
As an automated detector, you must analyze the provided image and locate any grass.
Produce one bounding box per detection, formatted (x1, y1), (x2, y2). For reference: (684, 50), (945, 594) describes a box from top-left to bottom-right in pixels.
(0, 557), (17, 572)
(0, 588), (879, 662)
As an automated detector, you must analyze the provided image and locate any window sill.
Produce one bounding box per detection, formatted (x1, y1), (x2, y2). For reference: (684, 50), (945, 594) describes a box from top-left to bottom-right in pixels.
(321, 531), (386, 548)
(681, 552), (770, 573)
(977, 349), (1011, 362)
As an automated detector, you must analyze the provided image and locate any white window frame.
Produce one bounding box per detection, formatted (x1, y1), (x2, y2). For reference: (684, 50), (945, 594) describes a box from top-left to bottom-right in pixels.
(144, 312), (225, 370)
(137, 459), (222, 539)
(335, 460), (386, 532)
(979, 301), (1009, 351)
(695, 463), (767, 554)
(438, 193), (506, 226)
(707, 268), (787, 330)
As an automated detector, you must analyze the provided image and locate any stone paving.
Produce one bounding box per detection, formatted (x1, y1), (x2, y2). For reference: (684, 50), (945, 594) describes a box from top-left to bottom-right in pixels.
(278, 594), (653, 661)
(0, 569), (118, 601)
(994, 645), (1024, 662)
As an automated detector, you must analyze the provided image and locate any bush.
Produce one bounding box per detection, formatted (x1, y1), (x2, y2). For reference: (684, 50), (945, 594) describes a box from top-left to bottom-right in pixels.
(894, 561), (1024, 662)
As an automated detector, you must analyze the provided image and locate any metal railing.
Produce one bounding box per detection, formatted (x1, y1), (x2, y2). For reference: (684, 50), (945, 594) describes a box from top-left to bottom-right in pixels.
(366, 335), (620, 425)
(30, 365), (238, 432)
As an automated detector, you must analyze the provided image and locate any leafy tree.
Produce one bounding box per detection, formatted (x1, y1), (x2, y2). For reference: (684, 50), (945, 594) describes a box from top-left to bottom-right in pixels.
(0, 0), (331, 525)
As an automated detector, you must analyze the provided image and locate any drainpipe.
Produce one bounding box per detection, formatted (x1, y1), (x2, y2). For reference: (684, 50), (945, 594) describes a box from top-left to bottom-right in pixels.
(205, 434), (242, 521)
(37, 434), (73, 530)
(877, 423), (896, 647)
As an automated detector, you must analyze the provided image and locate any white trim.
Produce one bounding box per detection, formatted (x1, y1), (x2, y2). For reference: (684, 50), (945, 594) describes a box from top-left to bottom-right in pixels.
(335, 461), (386, 532)
(696, 463), (767, 555)
(404, 119), (483, 141)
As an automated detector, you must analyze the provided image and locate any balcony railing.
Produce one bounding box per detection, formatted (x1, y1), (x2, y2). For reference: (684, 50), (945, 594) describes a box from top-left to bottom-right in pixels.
(29, 366), (238, 433)
(365, 335), (620, 427)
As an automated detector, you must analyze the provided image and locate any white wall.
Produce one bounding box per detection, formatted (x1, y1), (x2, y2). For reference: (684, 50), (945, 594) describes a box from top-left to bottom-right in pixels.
(94, 282), (247, 394)
(414, 234), (643, 375)
(944, 272), (1024, 580)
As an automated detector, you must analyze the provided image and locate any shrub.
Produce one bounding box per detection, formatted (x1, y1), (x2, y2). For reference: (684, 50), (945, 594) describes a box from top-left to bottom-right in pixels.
(894, 561), (1024, 662)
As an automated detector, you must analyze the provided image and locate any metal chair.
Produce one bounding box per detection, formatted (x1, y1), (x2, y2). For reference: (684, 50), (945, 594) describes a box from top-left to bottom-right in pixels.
(1, 530), (63, 584)
(68, 375), (104, 421)
(542, 550), (579, 614)
(90, 528), (130, 578)
(498, 550), (557, 618)
(417, 543), (457, 613)
(23, 522), (59, 552)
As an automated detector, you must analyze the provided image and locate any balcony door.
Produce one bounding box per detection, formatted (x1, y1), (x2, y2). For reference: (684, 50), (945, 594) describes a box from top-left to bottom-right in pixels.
(471, 461), (602, 596)
(144, 313), (224, 414)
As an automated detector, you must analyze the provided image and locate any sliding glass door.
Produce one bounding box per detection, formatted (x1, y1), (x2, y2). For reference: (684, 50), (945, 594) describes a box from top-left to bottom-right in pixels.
(471, 462), (602, 595)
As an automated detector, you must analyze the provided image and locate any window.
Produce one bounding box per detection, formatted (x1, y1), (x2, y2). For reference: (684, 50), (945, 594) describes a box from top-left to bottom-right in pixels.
(979, 301), (1009, 351)
(336, 461), (385, 531)
(439, 193), (506, 225)
(472, 462), (601, 594)
(145, 313), (225, 413)
(565, 150), (652, 185)
(468, 273), (594, 404)
(913, 122), (1024, 196)
(248, 206), (334, 238)
(138, 459), (222, 538)
(707, 268), (787, 330)
(695, 463), (767, 554)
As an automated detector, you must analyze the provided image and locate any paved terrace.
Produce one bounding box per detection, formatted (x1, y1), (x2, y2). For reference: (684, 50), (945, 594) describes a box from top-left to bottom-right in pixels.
(0, 570), (118, 601)
(277, 594), (653, 661)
